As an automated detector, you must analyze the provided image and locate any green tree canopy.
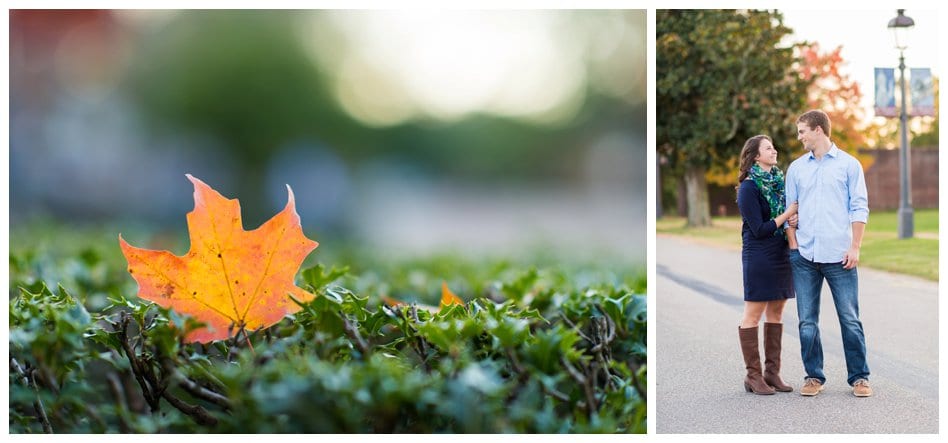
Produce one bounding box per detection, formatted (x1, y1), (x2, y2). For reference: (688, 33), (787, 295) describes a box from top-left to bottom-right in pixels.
(657, 9), (809, 226)
(128, 11), (357, 165)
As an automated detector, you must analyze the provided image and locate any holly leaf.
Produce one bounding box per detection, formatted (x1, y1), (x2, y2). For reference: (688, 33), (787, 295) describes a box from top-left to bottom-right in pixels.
(119, 174), (319, 343)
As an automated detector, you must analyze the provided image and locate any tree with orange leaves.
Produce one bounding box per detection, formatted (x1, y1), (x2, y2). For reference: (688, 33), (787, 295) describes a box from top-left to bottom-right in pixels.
(796, 42), (874, 169)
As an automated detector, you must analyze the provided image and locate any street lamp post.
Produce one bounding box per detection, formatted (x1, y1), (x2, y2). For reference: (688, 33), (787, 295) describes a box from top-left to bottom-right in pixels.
(888, 9), (915, 239)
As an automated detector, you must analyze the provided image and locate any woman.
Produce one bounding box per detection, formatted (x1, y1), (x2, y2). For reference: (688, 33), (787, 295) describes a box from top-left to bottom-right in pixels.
(736, 135), (798, 395)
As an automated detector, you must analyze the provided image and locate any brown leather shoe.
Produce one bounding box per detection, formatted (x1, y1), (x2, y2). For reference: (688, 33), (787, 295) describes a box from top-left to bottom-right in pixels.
(853, 379), (873, 397)
(800, 378), (824, 396)
(762, 322), (793, 392)
(738, 326), (775, 395)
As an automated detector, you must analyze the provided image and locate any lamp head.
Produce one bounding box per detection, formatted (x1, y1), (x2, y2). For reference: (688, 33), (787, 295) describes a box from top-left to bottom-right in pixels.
(888, 9), (915, 51)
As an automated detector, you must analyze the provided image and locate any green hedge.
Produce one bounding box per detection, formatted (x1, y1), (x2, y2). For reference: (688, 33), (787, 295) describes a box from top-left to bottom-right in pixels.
(10, 249), (646, 433)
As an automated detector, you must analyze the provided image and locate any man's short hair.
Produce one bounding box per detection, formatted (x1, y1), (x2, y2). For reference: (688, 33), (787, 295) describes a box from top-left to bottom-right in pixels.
(797, 110), (831, 137)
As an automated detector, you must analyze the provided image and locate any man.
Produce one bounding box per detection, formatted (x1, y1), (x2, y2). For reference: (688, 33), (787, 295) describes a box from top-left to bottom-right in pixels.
(785, 110), (872, 398)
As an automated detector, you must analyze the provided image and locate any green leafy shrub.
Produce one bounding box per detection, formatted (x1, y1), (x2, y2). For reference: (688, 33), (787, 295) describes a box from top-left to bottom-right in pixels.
(10, 243), (646, 433)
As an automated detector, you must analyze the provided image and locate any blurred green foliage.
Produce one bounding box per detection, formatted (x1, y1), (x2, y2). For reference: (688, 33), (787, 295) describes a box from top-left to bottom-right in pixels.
(124, 11), (645, 216)
(657, 9), (808, 170)
(657, 9), (810, 226)
(130, 11), (346, 166)
(9, 226), (646, 433)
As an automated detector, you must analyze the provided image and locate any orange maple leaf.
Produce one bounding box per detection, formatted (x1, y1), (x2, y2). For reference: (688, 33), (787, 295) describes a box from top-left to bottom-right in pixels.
(380, 281), (464, 313)
(119, 174), (318, 343)
(440, 281), (464, 307)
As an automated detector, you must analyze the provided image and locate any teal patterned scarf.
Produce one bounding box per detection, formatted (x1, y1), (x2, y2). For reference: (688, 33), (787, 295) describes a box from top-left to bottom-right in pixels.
(749, 163), (786, 238)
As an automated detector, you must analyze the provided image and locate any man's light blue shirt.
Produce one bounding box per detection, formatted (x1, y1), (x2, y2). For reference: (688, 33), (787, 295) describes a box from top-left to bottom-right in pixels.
(786, 144), (869, 263)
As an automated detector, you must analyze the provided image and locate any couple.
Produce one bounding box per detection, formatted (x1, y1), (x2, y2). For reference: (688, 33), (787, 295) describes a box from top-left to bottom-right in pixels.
(736, 110), (871, 398)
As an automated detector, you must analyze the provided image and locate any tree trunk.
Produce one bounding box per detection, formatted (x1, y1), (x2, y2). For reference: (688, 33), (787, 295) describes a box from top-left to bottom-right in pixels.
(656, 156), (663, 219)
(676, 177), (687, 217)
(684, 165), (711, 227)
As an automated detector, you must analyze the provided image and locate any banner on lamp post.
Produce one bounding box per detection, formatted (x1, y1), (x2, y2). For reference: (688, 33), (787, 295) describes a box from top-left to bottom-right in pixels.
(910, 68), (935, 117)
(874, 68), (897, 118)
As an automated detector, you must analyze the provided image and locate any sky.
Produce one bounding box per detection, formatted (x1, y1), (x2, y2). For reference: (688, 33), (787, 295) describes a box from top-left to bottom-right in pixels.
(781, 9), (939, 123)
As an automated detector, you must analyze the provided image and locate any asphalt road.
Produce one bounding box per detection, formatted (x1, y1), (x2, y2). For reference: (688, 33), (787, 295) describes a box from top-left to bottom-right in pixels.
(656, 235), (939, 434)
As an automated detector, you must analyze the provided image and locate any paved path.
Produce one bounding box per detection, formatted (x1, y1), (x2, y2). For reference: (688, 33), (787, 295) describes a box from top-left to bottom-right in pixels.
(656, 235), (939, 433)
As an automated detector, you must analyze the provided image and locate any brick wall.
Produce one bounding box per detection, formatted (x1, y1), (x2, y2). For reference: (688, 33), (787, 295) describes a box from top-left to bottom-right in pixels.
(862, 146), (938, 210)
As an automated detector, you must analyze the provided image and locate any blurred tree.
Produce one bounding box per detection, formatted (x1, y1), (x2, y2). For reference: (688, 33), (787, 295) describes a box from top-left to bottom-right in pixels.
(126, 11), (365, 216)
(374, 115), (573, 184)
(657, 9), (809, 227)
(867, 118), (900, 149)
(373, 94), (644, 184)
(797, 42), (874, 169)
(125, 10), (646, 223)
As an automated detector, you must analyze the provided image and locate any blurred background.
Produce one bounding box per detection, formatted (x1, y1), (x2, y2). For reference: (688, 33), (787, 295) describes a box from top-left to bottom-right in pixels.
(656, 9), (939, 281)
(9, 10), (646, 265)
(657, 9), (939, 226)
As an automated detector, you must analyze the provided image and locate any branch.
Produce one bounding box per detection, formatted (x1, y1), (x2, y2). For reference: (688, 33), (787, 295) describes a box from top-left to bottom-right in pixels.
(118, 362), (147, 413)
(161, 390), (219, 426)
(629, 361), (647, 405)
(177, 376), (232, 410)
(561, 356), (598, 415)
(158, 349), (221, 407)
(589, 306), (617, 352)
(33, 366), (60, 395)
(340, 312), (370, 356)
(407, 305), (431, 371)
(11, 357), (53, 434)
(105, 372), (132, 433)
(505, 348), (570, 403)
(561, 315), (593, 343)
(595, 352), (617, 390)
(119, 313), (160, 412)
(155, 342), (229, 423)
(188, 361), (228, 394)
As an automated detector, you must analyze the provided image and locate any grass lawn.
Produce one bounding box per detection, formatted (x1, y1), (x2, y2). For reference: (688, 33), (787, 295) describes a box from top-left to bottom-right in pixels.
(657, 209), (938, 281)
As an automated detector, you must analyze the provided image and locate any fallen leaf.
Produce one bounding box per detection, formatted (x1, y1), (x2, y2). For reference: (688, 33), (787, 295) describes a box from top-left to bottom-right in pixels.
(380, 281), (463, 313)
(440, 281), (464, 307)
(119, 174), (318, 342)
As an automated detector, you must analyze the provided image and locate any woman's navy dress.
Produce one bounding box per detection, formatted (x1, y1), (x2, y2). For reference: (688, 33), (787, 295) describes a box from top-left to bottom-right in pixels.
(737, 179), (794, 301)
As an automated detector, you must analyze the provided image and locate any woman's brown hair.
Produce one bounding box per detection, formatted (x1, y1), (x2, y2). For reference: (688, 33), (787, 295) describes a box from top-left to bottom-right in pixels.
(737, 135), (773, 184)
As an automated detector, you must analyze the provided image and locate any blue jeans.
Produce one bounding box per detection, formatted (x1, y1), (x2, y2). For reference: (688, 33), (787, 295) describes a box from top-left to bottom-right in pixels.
(789, 249), (870, 386)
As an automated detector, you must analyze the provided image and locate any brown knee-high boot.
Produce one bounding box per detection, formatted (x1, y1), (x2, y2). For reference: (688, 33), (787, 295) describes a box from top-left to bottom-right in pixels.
(763, 322), (793, 392)
(739, 326), (775, 395)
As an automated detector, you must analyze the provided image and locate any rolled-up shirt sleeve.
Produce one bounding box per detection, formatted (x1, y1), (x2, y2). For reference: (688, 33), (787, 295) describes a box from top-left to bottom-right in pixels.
(848, 160), (870, 224)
